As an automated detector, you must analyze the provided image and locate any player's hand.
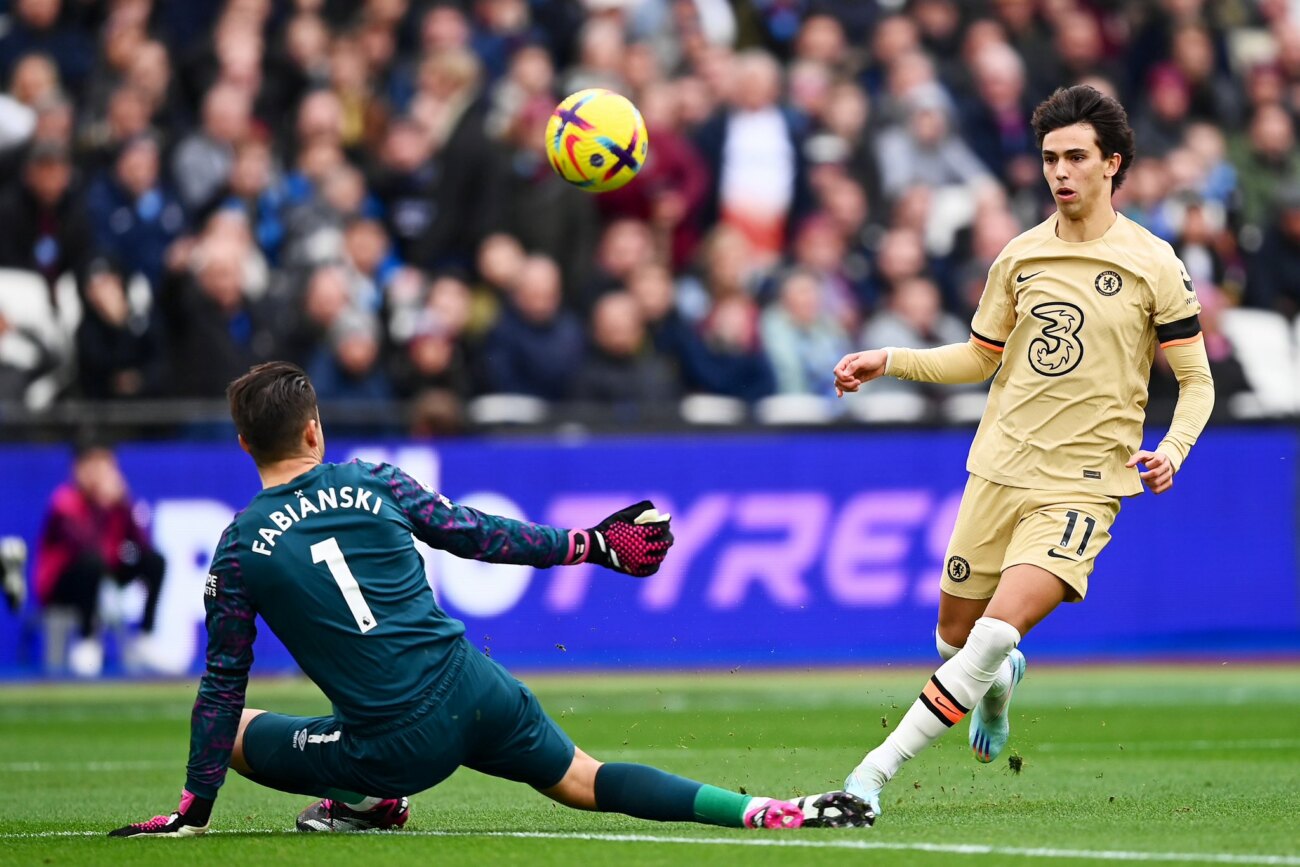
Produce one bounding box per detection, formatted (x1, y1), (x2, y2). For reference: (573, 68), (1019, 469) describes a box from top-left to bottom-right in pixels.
(833, 350), (888, 397)
(108, 790), (213, 838)
(1127, 450), (1174, 495)
(569, 500), (673, 578)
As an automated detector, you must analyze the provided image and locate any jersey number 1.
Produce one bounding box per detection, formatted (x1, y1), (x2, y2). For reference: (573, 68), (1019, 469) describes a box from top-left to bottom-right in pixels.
(310, 537), (379, 634)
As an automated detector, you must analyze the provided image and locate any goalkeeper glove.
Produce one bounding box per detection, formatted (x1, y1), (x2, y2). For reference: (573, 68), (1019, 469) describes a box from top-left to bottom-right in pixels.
(108, 789), (213, 838)
(566, 500), (673, 578)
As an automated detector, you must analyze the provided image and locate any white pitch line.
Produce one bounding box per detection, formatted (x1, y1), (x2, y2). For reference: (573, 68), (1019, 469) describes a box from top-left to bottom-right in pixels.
(1036, 738), (1300, 754)
(1, 828), (1298, 864)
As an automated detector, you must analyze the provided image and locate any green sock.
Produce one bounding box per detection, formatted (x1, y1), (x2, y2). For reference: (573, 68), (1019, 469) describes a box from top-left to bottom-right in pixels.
(692, 784), (752, 828)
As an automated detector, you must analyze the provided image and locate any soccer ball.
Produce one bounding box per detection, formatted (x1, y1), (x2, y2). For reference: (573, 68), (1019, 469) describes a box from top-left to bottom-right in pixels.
(545, 89), (649, 193)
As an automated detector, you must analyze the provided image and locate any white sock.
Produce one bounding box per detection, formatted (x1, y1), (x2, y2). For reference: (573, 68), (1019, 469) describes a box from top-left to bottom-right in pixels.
(938, 627), (1015, 700)
(861, 618), (1021, 782)
(342, 796), (383, 811)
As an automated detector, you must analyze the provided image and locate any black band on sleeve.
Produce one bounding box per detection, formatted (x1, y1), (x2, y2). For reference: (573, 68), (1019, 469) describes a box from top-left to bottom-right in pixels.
(970, 329), (1006, 349)
(1156, 313), (1202, 345)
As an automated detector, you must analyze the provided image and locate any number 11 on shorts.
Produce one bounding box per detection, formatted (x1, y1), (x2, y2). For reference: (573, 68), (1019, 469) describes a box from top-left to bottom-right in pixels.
(311, 537), (379, 634)
(1060, 510), (1096, 557)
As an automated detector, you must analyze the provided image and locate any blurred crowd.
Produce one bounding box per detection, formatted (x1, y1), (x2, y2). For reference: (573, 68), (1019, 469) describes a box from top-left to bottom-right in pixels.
(0, 0), (1297, 430)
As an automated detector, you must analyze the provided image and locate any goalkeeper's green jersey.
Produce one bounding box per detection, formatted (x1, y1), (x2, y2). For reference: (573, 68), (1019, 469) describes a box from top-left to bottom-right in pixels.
(185, 459), (574, 799)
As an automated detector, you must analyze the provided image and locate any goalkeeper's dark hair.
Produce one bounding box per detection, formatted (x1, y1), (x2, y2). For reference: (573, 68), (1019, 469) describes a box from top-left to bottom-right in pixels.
(1031, 85), (1135, 192)
(227, 362), (319, 466)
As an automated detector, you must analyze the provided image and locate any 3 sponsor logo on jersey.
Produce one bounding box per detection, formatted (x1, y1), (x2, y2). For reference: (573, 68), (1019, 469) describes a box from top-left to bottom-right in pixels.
(1094, 270), (1122, 296)
(1027, 302), (1085, 376)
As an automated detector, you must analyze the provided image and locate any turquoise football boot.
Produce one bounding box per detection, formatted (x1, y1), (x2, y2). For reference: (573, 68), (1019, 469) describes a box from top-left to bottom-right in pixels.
(969, 648), (1026, 763)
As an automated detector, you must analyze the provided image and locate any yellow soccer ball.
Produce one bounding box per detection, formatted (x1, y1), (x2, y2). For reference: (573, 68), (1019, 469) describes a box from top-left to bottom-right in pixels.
(545, 89), (649, 193)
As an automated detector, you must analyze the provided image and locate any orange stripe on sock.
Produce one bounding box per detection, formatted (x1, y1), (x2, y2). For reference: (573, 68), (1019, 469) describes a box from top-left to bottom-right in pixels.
(922, 680), (967, 725)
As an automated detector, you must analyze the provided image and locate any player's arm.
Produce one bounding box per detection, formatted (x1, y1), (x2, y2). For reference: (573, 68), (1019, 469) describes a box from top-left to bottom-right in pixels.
(834, 340), (1001, 395)
(1127, 260), (1215, 494)
(109, 527), (254, 838)
(371, 463), (673, 577)
(835, 258), (1013, 395)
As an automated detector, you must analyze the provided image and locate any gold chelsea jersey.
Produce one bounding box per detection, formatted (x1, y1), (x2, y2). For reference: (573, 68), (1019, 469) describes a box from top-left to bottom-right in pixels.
(967, 212), (1202, 497)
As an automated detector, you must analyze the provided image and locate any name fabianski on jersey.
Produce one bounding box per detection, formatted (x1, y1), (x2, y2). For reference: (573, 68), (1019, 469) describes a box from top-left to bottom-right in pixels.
(252, 486), (384, 556)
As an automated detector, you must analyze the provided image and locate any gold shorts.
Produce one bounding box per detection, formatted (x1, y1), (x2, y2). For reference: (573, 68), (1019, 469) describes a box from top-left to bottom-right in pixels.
(940, 474), (1122, 602)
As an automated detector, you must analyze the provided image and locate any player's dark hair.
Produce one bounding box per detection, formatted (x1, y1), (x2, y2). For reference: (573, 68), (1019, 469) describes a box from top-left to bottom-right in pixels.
(227, 362), (319, 465)
(1031, 85), (1135, 192)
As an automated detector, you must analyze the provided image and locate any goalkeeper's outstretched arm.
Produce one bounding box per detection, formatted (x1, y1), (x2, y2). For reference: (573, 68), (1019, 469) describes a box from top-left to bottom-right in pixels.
(834, 338), (1002, 396)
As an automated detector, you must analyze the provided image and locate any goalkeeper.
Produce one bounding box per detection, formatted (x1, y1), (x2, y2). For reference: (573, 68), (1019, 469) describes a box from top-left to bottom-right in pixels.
(111, 362), (868, 838)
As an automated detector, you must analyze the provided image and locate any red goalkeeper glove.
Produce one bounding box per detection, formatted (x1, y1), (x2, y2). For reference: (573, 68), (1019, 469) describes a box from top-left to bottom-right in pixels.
(566, 500), (673, 578)
(108, 789), (213, 838)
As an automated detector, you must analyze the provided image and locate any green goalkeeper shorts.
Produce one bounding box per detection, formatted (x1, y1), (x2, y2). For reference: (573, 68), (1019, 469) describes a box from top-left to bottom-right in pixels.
(240, 640), (576, 798)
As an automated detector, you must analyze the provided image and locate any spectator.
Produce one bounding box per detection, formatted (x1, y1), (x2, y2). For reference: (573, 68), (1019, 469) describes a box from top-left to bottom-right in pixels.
(695, 49), (810, 266)
(492, 95), (600, 294)
(221, 137), (289, 263)
(560, 16), (627, 95)
(8, 51), (61, 110)
(0, 140), (91, 296)
(863, 226), (929, 314)
(571, 291), (680, 408)
(75, 257), (161, 400)
(483, 254), (585, 401)
(159, 236), (273, 397)
(369, 116), (438, 263)
(84, 133), (187, 290)
(1168, 23), (1241, 127)
(789, 212), (861, 332)
(960, 42), (1037, 188)
(859, 275), (972, 401)
(123, 40), (183, 136)
(876, 85), (992, 203)
(1245, 183), (1300, 317)
(681, 292), (776, 403)
(760, 268), (851, 396)
(0, 0), (94, 94)
(409, 48), (497, 273)
(306, 308), (392, 403)
(171, 83), (253, 216)
(327, 34), (379, 153)
(582, 218), (658, 312)
(392, 283), (474, 403)
(596, 82), (711, 273)
(1229, 103), (1300, 233)
(1133, 64), (1193, 159)
(33, 444), (166, 677)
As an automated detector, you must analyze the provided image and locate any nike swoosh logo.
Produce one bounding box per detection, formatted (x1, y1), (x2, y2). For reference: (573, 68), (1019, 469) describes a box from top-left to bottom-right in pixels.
(1016, 271), (1045, 283)
(933, 695), (961, 717)
(1047, 549), (1077, 561)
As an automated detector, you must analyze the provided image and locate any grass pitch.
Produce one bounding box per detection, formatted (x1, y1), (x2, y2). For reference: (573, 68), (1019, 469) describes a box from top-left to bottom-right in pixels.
(1, 665), (1298, 867)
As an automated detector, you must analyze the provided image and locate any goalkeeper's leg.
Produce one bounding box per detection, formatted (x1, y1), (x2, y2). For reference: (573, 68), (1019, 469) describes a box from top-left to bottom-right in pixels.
(541, 748), (872, 829)
(460, 645), (872, 829)
(232, 709), (410, 832)
(847, 566), (1062, 813)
